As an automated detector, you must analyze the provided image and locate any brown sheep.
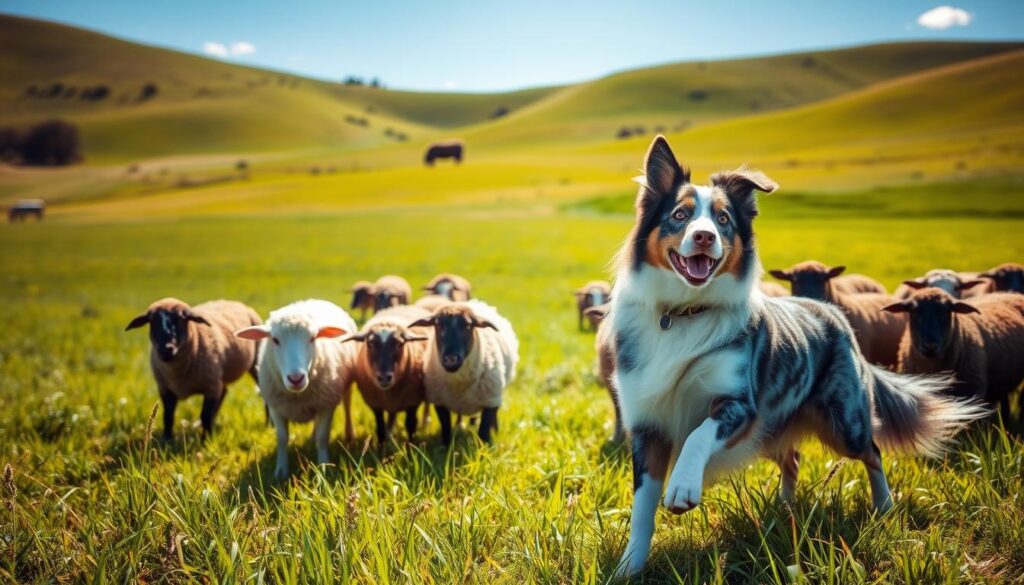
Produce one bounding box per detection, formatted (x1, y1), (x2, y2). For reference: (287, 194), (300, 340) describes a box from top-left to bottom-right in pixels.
(574, 280), (612, 331)
(349, 280), (375, 321)
(342, 306), (432, 444)
(758, 281), (789, 297)
(978, 263), (1024, 295)
(884, 288), (1024, 419)
(771, 262), (885, 296)
(584, 303), (624, 443)
(769, 261), (905, 367)
(372, 275), (412, 311)
(126, 298), (261, 440)
(894, 269), (988, 299)
(423, 273), (472, 301)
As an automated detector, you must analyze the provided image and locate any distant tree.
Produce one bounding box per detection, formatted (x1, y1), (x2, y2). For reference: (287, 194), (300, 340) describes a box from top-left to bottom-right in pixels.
(616, 127), (633, 140)
(687, 89), (709, 101)
(490, 106), (510, 119)
(80, 85), (110, 101)
(138, 83), (158, 101)
(62, 87), (77, 99)
(46, 83), (64, 98)
(25, 85), (38, 96)
(18, 120), (82, 166)
(0, 127), (23, 161)
(343, 76), (364, 86)
(370, 77), (382, 88)
(236, 159), (249, 172)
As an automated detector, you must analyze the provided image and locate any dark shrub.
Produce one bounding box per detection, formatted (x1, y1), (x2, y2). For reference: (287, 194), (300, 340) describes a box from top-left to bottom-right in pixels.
(45, 83), (64, 98)
(491, 106), (510, 119)
(616, 127), (633, 139)
(801, 56), (817, 68)
(236, 159), (249, 172)
(18, 120), (82, 166)
(687, 89), (709, 101)
(0, 127), (23, 161)
(80, 85), (110, 101)
(138, 83), (158, 101)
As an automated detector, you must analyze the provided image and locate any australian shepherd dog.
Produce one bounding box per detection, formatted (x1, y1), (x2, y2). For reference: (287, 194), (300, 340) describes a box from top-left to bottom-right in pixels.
(609, 136), (985, 577)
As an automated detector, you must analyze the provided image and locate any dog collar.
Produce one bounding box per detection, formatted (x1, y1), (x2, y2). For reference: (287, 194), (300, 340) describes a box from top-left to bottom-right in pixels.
(659, 305), (708, 330)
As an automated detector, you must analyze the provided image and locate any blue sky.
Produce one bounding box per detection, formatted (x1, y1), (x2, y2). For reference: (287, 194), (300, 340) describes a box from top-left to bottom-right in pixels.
(2, 0), (1021, 92)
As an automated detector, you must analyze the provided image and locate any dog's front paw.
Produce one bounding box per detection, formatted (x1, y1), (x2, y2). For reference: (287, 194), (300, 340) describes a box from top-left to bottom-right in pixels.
(663, 473), (702, 514)
(612, 543), (648, 579)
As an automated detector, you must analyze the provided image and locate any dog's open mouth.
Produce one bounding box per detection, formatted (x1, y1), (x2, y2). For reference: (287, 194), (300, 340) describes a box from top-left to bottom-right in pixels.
(669, 250), (720, 286)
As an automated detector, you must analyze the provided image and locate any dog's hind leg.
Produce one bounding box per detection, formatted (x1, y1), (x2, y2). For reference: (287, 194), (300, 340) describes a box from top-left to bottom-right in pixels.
(859, 442), (892, 512)
(774, 447), (800, 503)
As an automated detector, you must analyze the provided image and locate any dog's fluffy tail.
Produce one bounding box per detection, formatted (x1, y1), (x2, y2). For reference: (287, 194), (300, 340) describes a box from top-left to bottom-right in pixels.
(869, 365), (988, 457)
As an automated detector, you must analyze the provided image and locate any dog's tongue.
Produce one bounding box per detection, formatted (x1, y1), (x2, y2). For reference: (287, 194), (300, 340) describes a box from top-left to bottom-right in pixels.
(685, 255), (712, 279)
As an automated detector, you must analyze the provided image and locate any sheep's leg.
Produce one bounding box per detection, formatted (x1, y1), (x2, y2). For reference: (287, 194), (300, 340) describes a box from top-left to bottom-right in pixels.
(386, 411), (398, 432)
(478, 407), (498, 444)
(159, 391), (177, 443)
(342, 385), (354, 442)
(405, 406), (418, 442)
(435, 405), (452, 446)
(421, 402), (432, 428)
(312, 408), (334, 467)
(199, 392), (222, 439)
(373, 409), (389, 445)
(268, 407), (290, 481)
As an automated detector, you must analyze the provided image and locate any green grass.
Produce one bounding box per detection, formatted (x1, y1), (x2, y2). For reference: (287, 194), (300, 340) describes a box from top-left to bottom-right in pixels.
(2, 205), (1023, 583)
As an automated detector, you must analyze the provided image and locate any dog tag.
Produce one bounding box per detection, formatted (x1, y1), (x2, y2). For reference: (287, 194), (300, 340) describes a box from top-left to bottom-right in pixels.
(659, 314), (672, 330)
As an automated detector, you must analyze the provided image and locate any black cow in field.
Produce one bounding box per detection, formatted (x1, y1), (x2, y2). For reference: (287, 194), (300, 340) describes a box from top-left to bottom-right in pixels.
(424, 140), (464, 166)
(8, 199), (45, 222)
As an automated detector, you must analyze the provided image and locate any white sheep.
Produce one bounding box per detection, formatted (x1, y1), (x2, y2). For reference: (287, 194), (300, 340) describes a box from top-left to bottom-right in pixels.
(236, 299), (357, 481)
(411, 300), (518, 444)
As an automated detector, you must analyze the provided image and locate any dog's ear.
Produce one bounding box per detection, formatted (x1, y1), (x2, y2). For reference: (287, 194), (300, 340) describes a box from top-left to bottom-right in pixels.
(640, 135), (687, 197)
(769, 270), (791, 282)
(710, 166), (777, 220)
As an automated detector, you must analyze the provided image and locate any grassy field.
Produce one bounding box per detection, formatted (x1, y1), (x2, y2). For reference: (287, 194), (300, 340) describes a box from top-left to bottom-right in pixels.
(2, 202), (1023, 583)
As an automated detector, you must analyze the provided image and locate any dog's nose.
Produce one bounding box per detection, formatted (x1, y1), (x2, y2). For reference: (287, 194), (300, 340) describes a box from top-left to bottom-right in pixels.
(692, 230), (716, 246)
(287, 373), (306, 387)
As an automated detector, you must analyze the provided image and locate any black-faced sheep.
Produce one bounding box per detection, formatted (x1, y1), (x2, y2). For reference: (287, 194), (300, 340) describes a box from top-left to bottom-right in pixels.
(349, 281), (375, 321)
(769, 261), (905, 367)
(372, 275), (412, 311)
(342, 305), (431, 445)
(126, 298), (261, 441)
(236, 300), (357, 481)
(884, 288), (1024, 419)
(977, 263), (1024, 295)
(411, 300), (518, 444)
(770, 261), (885, 297)
(574, 280), (611, 331)
(894, 269), (987, 299)
(423, 273), (472, 301)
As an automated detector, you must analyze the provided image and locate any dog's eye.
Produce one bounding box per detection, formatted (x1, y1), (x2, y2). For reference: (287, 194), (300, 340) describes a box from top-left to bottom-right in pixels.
(717, 212), (729, 225)
(672, 208), (688, 222)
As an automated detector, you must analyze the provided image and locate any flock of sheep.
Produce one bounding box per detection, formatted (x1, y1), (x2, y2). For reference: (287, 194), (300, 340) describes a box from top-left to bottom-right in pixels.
(126, 273), (518, 481)
(578, 262), (1024, 440)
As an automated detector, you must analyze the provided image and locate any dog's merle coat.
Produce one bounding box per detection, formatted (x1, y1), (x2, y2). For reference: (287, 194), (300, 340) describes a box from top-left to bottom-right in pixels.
(609, 136), (985, 578)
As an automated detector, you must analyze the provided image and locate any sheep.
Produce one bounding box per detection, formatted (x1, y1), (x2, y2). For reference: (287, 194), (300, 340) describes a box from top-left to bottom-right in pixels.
(894, 269), (987, 299)
(769, 261), (905, 367)
(574, 280), (611, 331)
(414, 294), (452, 313)
(758, 281), (789, 297)
(978, 263), (1024, 295)
(884, 288), (1024, 419)
(423, 273), (472, 301)
(372, 275), (412, 311)
(770, 261), (885, 296)
(125, 298), (261, 441)
(583, 303), (625, 443)
(411, 300), (518, 444)
(341, 305), (432, 445)
(349, 280), (374, 321)
(236, 300), (358, 481)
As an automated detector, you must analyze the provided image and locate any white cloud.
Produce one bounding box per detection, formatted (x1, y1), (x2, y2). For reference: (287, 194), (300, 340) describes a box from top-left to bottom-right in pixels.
(202, 40), (255, 59)
(202, 41), (229, 58)
(230, 41), (255, 56)
(917, 6), (972, 29)
(442, 80), (458, 89)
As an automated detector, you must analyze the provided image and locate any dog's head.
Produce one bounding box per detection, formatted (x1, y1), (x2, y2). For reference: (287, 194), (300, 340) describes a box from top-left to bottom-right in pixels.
(625, 136), (777, 289)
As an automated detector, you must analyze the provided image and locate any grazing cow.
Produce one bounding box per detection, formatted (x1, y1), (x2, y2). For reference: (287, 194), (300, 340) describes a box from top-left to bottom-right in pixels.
(424, 140), (464, 166)
(8, 199), (45, 222)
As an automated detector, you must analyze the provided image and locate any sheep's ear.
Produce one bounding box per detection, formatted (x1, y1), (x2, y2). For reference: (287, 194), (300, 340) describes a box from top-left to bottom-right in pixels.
(882, 301), (911, 314)
(768, 270), (791, 282)
(826, 266), (846, 279)
(408, 317), (435, 328)
(317, 326), (349, 339)
(125, 313), (149, 331)
(952, 302), (980, 315)
(338, 332), (368, 344)
(185, 312), (211, 326)
(959, 279), (986, 290)
(583, 305), (609, 321)
(472, 318), (499, 331)
(901, 279), (928, 290)
(402, 332), (429, 342)
(236, 325), (270, 340)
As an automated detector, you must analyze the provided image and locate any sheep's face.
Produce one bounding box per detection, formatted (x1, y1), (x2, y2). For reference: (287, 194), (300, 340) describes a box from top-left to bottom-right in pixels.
(982, 264), (1024, 294)
(902, 270), (985, 299)
(412, 308), (497, 373)
(431, 280), (455, 300)
(125, 299), (210, 362)
(351, 287), (372, 310)
(236, 319), (349, 392)
(769, 262), (845, 301)
(351, 326), (428, 390)
(375, 291), (401, 311)
(883, 288), (979, 357)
